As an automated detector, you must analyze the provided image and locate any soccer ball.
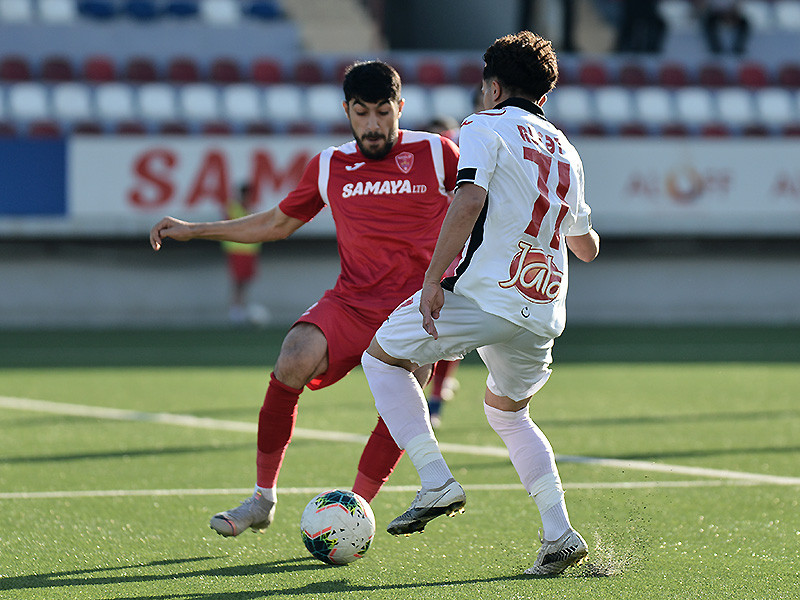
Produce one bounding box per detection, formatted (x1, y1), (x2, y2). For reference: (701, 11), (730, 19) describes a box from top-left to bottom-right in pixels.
(300, 489), (376, 565)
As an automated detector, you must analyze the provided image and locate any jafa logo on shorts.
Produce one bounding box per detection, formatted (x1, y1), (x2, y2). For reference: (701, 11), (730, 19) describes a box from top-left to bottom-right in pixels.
(498, 241), (562, 303)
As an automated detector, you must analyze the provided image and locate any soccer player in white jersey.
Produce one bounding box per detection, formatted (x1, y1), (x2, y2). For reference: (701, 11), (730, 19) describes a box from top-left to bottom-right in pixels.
(361, 31), (600, 576)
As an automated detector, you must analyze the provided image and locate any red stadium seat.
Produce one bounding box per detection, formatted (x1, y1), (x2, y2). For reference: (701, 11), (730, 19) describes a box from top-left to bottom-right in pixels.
(737, 62), (769, 88)
(577, 62), (608, 87)
(456, 60), (484, 86)
(658, 62), (690, 88)
(0, 55), (32, 81)
(124, 57), (159, 82)
(167, 57), (200, 83)
(698, 64), (729, 88)
(660, 123), (689, 137)
(288, 122), (314, 134)
(251, 58), (283, 83)
(0, 121), (17, 136)
(72, 121), (104, 135)
(210, 57), (241, 83)
(619, 123), (648, 136)
(777, 63), (800, 88)
(416, 59), (447, 85)
(579, 123), (607, 136)
(116, 121), (148, 135)
(292, 59), (324, 84)
(245, 122), (275, 135)
(742, 124), (769, 136)
(618, 63), (649, 87)
(83, 55), (115, 82)
(782, 124), (800, 136)
(160, 121), (190, 135)
(28, 121), (62, 138)
(700, 123), (730, 137)
(41, 56), (75, 82)
(203, 121), (233, 135)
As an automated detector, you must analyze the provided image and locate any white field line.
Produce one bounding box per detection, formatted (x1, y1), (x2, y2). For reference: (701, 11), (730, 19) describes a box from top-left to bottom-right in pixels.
(3, 396), (800, 488)
(0, 479), (768, 501)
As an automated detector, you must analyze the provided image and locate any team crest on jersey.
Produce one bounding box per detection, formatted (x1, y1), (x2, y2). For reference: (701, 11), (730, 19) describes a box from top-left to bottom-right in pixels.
(498, 241), (562, 304)
(395, 152), (414, 173)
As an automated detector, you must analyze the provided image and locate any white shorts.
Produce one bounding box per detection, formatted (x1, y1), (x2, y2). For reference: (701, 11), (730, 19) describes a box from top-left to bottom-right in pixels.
(375, 289), (554, 402)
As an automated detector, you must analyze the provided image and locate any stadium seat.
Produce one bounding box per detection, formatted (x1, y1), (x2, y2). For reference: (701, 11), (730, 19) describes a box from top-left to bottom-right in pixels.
(577, 62), (608, 87)
(292, 59), (325, 84)
(72, 120), (104, 134)
(456, 60), (484, 86)
(715, 88), (756, 127)
(179, 83), (221, 121)
(262, 84), (306, 125)
(245, 0), (283, 20)
(210, 57), (242, 83)
(138, 83), (179, 122)
(7, 83), (49, 121)
(0, 121), (17, 136)
(245, 122), (275, 135)
(0, 0), (33, 22)
(700, 123), (731, 137)
(398, 84), (431, 129)
(737, 62), (769, 88)
(251, 57), (283, 83)
(124, 57), (159, 83)
(774, 0), (800, 30)
(594, 87), (635, 126)
(547, 87), (593, 127)
(0, 56), (32, 81)
(95, 83), (136, 122)
(674, 87), (716, 126)
(742, 124), (769, 136)
(78, 0), (117, 19)
(660, 123), (690, 136)
(740, 0), (776, 30)
(430, 85), (474, 121)
(221, 84), (263, 122)
(777, 63), (800, 87)
(199, 0), (240, 25)
(165, 1), (199, 18)
(124, 0), (160, 20)
(116, 120), (148, 134)
(28, 120), (62, 137)
(416, 59), (448, 85)
(51, 83), (93, 123)
(657, 0), (695, 30)
(618, 63), (649, 87)
(783, 123), (800, 136)
(167, 57), (200, 83)
(306, 84), (348, 126)
(83, 55), (116, 82)
(619, 123), (648, 136)
(39, 0), (78, 23)
(657, 62), (690, 88)
(698, 64), (729, 88)
(41, 56), (75, 82)
(633, 87), (675, 126)
(203, 121), (233, 134)
(754, 88), (797, 127)
(160, 121), (190, 134)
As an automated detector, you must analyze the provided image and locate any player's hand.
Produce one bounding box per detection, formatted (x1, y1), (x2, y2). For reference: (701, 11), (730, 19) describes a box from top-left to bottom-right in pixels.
(150, 216), (193, 251)
(419, 280), (445, 340)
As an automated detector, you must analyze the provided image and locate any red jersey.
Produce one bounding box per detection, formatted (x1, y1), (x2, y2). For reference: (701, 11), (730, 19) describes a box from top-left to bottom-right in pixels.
(280, 130), (459, 315)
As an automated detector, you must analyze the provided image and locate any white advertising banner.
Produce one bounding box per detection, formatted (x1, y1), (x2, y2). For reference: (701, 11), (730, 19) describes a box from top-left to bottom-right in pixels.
(68, 134), (349, 236)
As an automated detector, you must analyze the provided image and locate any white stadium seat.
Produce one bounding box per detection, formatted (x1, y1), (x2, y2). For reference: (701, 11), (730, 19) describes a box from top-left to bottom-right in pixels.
(199, 0), (240, 25)
(95, 83), (136, 122)
(179, 83), (221, 121)
(594, 86), (634, 126)
(221, 84), (263, 122)
(0, 0), (34, 22)
(38, 0), (77, 23)
(51, 83), (93, 122)
(754, 88), (796, 126)
(774, 0), (800, 30)
(430, 85), (474, 122)
(138, 83), (178, 122)
(715, 88), (756, 126)
(306, 84), (348, 126)
(547, 87), (593, 126)
(634, 87), (676, 126)
(263, 84), (306, 124)
(398, 84), (431, 129)
(740, 1), (776, 31)
(674, 87), (717, 126)
(7, 82), (49, 120)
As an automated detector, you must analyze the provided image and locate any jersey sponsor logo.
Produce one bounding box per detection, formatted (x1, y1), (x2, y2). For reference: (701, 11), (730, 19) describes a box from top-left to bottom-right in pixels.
(345, 162), (366, 171)
(341, 179), (427, 198)
(498, 241), (562, 304)
(395, 152), (414, 173)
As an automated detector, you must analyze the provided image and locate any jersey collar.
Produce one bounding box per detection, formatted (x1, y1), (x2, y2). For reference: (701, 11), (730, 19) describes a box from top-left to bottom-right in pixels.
(494, 97), (546, 120)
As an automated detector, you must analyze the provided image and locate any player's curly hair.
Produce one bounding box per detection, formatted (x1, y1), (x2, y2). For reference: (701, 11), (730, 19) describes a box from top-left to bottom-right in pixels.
(483, 31), (558, 100)
(342, 60), (402, 105)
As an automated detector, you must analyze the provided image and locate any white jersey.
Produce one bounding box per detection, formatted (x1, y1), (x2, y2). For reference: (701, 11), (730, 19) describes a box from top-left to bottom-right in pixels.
(443, 98), (592, 339)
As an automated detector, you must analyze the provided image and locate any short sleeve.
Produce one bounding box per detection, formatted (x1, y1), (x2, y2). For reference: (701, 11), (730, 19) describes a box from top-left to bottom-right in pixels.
(455, 115), (499, 192)
(278, 153), (325, 223)
(565, 157), (592, 236)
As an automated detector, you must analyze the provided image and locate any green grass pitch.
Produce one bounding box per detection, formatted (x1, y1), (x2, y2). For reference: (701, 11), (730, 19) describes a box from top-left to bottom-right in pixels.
(0, 326), (798, 599)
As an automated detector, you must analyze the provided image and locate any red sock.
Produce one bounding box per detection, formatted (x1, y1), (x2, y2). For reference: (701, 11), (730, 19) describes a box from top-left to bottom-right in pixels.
(352, 417), (404, 502)
(430, 360), (458, 397)
(255, 373), (302, 488)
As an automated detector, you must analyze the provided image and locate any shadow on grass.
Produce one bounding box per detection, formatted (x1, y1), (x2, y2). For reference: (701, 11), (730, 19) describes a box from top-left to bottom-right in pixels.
(0, 443), (252, 465)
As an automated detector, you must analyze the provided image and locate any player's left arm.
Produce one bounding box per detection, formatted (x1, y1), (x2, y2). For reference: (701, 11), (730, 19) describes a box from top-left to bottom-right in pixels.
(566, 229), (600, 262)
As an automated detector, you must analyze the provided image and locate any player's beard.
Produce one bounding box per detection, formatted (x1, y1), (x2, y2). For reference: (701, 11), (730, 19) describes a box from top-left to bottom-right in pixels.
(353, 128), (398, 160)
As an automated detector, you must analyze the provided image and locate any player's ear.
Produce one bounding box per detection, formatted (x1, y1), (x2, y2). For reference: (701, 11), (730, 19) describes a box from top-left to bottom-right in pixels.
(342, 100), (350, 118)
(397, 98), (405, 116)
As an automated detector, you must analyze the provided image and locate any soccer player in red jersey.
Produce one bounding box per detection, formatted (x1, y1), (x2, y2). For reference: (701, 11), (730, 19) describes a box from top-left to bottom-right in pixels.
(149, 61), (459, 536)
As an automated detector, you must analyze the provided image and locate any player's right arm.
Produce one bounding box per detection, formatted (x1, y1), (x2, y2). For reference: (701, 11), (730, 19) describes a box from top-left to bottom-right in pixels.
(149, 206), (305, 251)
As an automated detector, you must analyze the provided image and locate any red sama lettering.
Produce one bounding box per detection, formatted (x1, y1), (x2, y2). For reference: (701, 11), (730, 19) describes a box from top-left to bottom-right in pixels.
(129, 148), (176, 208)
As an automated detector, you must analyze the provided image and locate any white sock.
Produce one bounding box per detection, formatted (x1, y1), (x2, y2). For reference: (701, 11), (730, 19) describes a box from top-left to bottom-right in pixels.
(484, 402), (571, 539)
(255, 485), (277, 503)
(405, 434), (453, 489)
(362, 351), (432, 448)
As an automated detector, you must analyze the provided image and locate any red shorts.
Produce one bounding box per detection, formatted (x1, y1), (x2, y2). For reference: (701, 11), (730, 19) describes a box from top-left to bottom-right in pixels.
(295, 290), (389, 390)
(227, 253), (257, 283)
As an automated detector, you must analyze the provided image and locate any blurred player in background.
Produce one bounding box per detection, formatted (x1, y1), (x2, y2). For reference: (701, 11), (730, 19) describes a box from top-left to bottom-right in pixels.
(361, 31), (600, 575)
(221, 182), (270, 327)
(150, 60), (459, 537)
